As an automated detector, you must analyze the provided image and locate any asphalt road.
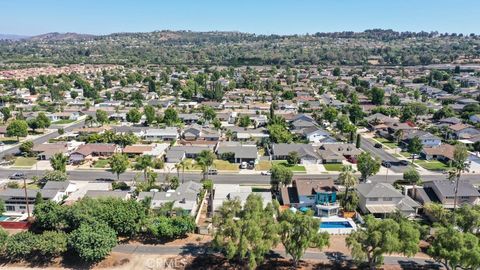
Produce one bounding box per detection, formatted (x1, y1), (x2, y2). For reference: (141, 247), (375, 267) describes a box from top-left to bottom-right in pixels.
(113, 244), (442, 268)
(1, 167), (478, 186)
(0, 120), (86, 159)
(360, 136), (408, 173)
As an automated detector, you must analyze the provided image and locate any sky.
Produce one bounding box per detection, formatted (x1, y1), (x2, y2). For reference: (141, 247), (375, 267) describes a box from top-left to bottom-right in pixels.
(1, 0), (479, 36)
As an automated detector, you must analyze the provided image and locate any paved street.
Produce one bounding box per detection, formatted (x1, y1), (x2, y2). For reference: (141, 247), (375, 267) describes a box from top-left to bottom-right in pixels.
(0, 120), (85, 159)
(360, 135), (408, 173)
(113, 244), (442, 268)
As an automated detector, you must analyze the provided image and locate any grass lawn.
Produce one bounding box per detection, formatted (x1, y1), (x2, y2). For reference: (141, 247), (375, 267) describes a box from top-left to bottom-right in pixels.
(323, 163), (344, 171)
(13, 157), (37, 167)
(415, 160), (451, 171)
(255, 160), (272, 171)
(213, 160), (239, 171)
(26, 183), (40, 190)
(53, 119), (76, 125)
(0, 137), (20, 145)
(272, 160), (306, 172)
(399, 151), (412, 158)
(375, 137), (399, 149)
(184, 159), (202, 171)
(93, 159), (110, 168)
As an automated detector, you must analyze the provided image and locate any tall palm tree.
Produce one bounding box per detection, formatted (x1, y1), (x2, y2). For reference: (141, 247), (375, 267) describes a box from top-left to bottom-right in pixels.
(225, 129), (234, 141)
(394, 129), (404, 153)
(50, 153), (68, 173)
(196, 150), (215, 180)
(178, 159), (187, 184)
(337, 165), (358, 209)
(451, 143), (470, 224)
(174, 162), (181, 179)
(135, 155), (153, 182)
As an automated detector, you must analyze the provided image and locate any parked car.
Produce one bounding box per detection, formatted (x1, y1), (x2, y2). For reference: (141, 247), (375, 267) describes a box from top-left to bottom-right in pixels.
(399, 160), (409, 166)
(261, 170), (271, 176)
(96, 178), (114, 182)
(374, 143), (383, 149)
(381, 161), (391, 168)
(346, 156), (357, 164)
(411, 154), (420, 159)
(207, 169), (218, 175)
(9, 173), (26, 180)
(240, 162), (248, 169)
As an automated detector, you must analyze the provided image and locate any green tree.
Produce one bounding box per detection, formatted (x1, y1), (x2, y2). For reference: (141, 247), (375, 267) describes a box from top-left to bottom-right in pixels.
(7, 119), (28, 141)
(286, 151), (300, 166)
(95, 109), (108, 126)
(213, 194), (279, 269)
(36, 112), (51, 131)
(238, 115), (252, 128)
(270, 164), (293, 193)
(267, 124), (293, 143)
(0, 107), (11, 122)
(370, 87), (385, 105)
(33, 200), (66, 231)
(109, 153), (129, 181)
(407, 136), (423, 164)
(5, 231), (37, 259)
(36, 231), (68, 258)
(135, 155), (153, 182)
(348, 104), (364, 124)
(403, 168), (421, 184)
(19, 140), (34, 156)
(163, 107), (178, 125)
(356, 152), (381, 181)
(456, 205), (480, 234)
(278, 210), (329, 267)
(50, 153), (67, 172)
(347, 216), (420, 270)
(202, 106), (216, 122)
(126, 108), (142, 124)
(42, 171), (68, 182)
(451, 143), (470, 223)
(68, 222), (117, 262)
(337, 165), (358, 209)
(356, 134), (361, 148)
(196, 150), (216, 180)
(323, 107), (338, 123)
(333, 67), (341, 76)
(147, 216), (195, 239)
(144, 105), (156, 126)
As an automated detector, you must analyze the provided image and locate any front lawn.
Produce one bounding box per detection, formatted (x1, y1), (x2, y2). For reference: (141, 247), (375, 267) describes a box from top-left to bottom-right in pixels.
(0, 137), (20, 145)
(375, 137), (399, 149)
(53, 119), (76, 125)
(13, 157), (37, 167)
(93, 159), (110, 168)
(255, 160), (272, 171)
(272, 160), (306, 172)
(415, 160), (451, 171)
(213, 160), (239, 171)
(323, 163), (344, 171)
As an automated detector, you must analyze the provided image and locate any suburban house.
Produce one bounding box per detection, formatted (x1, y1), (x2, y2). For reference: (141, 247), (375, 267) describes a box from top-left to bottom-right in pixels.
(301, 127), (335, 143)
(421, 144), (455, 162)
(225, 126), (269, 141)
(280, 178), (339, 217)
(216, 142), (258, 164)
(317, 143), (361, 164)
(448, 123), (480, 140)
(42, 180), (77, 197)
(356, 183), (420, 217)
(143, 127), (179, 141)
(165, 145), (215, 163)
(84, 190), (131, 200)
(69, 143), (117, 164)
(413, 180), (480, 208)
(182, 124), (220, 141)
(271, 143), (320, 164)
(401, 130), (442, 148)
(212, 184), (272, 213)
(178, 113), (202, 124)
(0, 189), (64, 215)
(123, 144), (168, 158)
(32, 142), (69, 160)
(137, 181), (203, 216)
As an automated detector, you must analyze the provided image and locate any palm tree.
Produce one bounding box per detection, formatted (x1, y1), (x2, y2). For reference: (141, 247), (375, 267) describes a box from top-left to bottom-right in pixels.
(178, 159), (187, 184)
(394, 129), (404, 153)
(174, 162), (181, 179)
(225, 129), (234, 141)
(451, 143), (470, 224)
(337, 165), (358, 209)
(135, 155), (153, 182)
(196, 150), (216, 180)
(50, 153), (68, 173)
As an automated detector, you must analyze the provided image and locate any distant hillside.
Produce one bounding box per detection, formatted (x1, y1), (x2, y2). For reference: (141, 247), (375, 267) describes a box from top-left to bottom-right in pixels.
(0, 34), (29, 40)
(0, 29), (479, 66)
(28, 32), (96, 41)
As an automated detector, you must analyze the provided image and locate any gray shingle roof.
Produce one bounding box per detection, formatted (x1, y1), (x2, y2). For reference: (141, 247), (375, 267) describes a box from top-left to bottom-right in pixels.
(356, 183), (403, 198)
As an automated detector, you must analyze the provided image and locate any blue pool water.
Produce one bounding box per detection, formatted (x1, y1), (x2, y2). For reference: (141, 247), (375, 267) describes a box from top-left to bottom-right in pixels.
(0, 216), (9, 221)
(320, 221), (353, 229)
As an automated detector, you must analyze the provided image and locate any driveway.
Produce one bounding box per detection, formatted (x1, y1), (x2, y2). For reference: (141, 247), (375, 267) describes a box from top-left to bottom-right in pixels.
(304, 164), (325, 174)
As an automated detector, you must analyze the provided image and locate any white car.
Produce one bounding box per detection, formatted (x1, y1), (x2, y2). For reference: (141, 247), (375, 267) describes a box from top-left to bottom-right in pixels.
(261, 171), (271, 176)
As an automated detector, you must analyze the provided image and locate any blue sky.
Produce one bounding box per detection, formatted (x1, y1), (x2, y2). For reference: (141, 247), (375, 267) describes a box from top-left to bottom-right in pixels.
(1, 0), (479, 35)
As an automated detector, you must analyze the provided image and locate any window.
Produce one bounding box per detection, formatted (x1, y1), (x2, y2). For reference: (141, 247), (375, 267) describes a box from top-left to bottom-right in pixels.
(368, 198), (378, 201)
(383, 197), (393, 201)
(19, 206), (26, 210)
(6, 206), (14, 211)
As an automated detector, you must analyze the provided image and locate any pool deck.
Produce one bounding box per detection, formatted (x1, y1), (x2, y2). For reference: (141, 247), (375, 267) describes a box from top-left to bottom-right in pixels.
(318, 216), (357, 235)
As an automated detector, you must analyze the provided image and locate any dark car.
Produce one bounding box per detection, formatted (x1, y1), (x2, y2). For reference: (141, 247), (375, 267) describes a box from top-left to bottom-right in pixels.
(374, 143), (383, 149)
(9, 173), (26, 180)
(399, 160), (409, 166)
(207, 169), (218, 175)
(96, 178), (114, 182)
(381, 161), (391, 168)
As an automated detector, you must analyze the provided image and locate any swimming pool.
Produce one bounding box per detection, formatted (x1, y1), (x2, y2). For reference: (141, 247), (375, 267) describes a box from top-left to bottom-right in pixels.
(320, 221), (353, 229)
(0, 216), (11, 221)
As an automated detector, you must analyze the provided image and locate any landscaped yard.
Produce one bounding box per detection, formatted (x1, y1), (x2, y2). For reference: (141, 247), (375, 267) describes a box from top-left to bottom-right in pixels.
(415, 160), (451, 171)
(272, 160), (306, 172)
(375, 137), (399, 149)
(0, 137), (20, 145)
(213, 160), (239, 171)
(323, 163), (344, 171)
(53, 119), (76, 125)
(13, 157), (37, 167)
(255, 160), (272, 171)
(93, 159), (110, 168)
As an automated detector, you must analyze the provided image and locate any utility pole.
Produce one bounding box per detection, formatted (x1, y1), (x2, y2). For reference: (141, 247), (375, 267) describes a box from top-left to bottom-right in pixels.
(23, 177), (30, 219)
